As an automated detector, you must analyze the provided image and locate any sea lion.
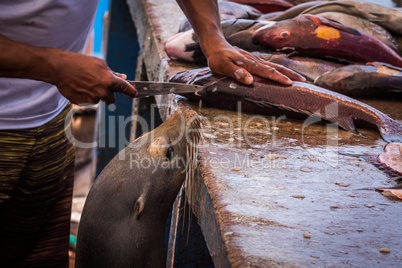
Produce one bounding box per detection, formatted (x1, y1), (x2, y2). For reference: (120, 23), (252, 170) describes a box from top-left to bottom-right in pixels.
(75, 107), (202, 268)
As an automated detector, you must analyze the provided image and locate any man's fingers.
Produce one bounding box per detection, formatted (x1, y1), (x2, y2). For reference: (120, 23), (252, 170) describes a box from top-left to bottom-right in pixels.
(235, 55), (306, 85)
(111, 76), (138, 98)
(248, 63), (293, 85)
(233, 68), (254, 84)
(265, 61), (306, 82)
(102, 91), (116, 105)
(112, 71), (127, 80)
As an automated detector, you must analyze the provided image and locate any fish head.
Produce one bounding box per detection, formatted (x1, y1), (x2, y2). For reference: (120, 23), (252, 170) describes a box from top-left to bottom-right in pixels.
(252, 17), (316, 51)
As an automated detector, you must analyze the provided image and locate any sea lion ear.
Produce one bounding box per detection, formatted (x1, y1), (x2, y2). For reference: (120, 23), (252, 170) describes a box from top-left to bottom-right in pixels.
(134, 195), (145, 220)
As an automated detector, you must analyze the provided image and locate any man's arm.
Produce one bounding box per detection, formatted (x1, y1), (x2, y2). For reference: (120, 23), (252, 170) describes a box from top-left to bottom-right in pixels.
(176, 0), (305, 85)
(0, 34), (137, 105)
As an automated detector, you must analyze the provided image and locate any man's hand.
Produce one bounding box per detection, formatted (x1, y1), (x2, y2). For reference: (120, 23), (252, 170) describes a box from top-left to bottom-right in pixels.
(176, 0), (305, 86)
(0, 34), (137, 105)
(50, 51), (137, 105)
(205, 40), (305, 85)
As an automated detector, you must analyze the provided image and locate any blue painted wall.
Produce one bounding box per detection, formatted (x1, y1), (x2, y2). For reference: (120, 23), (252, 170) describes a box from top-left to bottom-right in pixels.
(93, 0), (110, 57)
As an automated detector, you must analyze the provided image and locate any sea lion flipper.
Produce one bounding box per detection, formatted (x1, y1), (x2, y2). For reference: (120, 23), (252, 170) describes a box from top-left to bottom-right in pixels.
(134, 195), (146, 220)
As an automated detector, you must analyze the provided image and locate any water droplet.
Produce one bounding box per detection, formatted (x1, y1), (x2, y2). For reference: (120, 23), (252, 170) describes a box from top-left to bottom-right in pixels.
(229, 82), (238, 89)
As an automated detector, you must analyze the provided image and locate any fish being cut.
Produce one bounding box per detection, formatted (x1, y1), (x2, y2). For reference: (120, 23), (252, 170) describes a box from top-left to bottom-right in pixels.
(170, 67), (402, 143)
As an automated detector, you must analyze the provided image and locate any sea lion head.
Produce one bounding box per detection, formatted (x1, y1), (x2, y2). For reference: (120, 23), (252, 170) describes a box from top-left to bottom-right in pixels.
(126, 107), (202, 205)
(76, 107), (202, 267)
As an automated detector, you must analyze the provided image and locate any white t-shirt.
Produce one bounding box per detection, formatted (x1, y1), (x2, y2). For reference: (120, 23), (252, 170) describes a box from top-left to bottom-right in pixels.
(0, 0), (99, 129)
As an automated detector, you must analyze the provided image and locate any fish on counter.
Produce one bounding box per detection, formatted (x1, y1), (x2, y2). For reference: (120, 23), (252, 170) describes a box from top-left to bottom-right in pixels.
(267, 0), (329, 21)
(285, 0), (323, 5)
(179, 0), (262, 32)
(316, 12), (399, 52)
(254, 52), (344, 81)
(227, 0), (294, 13)
(170, 67), (402, 143)
(378, 143), (402, 177)
(394, 34), (402, 52)
(314, 62), (402, 99)
(300, 0), (402, 35)
(166, 19), (273, 64)
(252, 14), (402, 67)
(376, 187), (402, 200)
(342, 142), (402, 198)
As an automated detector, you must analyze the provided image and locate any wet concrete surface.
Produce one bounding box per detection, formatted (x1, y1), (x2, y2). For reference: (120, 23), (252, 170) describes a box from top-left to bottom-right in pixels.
(126, 0), (402, 266)
(180, 97), (402, 267)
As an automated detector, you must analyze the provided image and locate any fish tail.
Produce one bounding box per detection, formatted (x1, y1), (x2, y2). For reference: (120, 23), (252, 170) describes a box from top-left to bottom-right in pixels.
(379, 119), (402, 143)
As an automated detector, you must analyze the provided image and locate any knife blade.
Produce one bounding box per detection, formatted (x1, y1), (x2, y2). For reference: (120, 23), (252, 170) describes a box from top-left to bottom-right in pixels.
(128, 81), (205, 98)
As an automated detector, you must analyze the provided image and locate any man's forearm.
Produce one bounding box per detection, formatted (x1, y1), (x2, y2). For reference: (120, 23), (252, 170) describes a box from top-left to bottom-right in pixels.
(175, 0), (227, 55)
(0, 34), (137, 104)
(0, 34), (60, 84)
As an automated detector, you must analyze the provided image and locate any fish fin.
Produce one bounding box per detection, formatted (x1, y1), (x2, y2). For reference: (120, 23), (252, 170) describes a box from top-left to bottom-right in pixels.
(300, 14), (361, 36)
(367, 62), (402, 72)
(380, 120), (402, 143)
(331, 116), (360, 134)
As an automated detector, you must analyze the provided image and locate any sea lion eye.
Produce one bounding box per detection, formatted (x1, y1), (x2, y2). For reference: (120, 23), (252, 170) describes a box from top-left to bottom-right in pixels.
(166, 145), (174, 160)
(280, 31), (290, 38)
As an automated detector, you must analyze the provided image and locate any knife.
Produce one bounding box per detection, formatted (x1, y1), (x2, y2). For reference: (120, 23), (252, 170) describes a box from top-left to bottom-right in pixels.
(128, 81), (206, 98)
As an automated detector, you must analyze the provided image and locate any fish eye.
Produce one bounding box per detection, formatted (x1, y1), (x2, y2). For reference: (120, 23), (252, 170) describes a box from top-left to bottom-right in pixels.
(280, 31), (290, 38)
(166, 145), (174, 161)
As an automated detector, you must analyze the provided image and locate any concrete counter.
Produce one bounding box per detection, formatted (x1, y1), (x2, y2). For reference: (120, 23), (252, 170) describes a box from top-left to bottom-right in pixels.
(126, 0), (402, 266)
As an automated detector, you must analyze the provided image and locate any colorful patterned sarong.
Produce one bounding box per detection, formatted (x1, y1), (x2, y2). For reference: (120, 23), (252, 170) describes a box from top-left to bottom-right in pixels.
(0, 104), (75, 267)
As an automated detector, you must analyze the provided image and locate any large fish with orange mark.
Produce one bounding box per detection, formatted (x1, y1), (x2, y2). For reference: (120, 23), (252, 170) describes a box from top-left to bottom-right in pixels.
(316, 12), (399, 52)
(170, 67), (402, 143)
(252, 14), (402, 67)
